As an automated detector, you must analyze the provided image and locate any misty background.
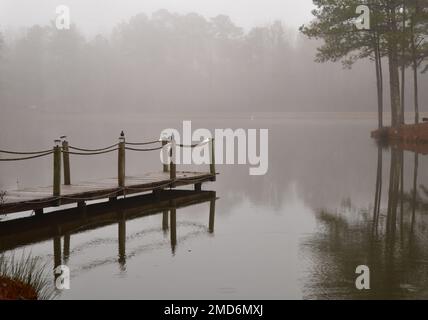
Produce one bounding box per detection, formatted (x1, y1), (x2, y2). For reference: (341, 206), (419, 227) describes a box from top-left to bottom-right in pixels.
(0, 0), (427, 113)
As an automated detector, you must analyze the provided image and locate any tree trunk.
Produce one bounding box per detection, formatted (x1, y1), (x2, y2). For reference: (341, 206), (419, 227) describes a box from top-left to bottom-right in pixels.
(374, 32), (384, 129)
(400, 0), (406, 125)
(410, 17), (419, 124)
(413, 61), (419, 123)
(387, 7), (402, 128)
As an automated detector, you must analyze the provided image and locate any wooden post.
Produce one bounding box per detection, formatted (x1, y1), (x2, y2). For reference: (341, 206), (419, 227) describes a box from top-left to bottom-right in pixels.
(62, 138), (71, 185)
(118, 133), (126, 188)
(210, 138), (216, 181)
(53, 140), (62, 197)
(170, 135), (176, 186)
(162, 140), (169, 173)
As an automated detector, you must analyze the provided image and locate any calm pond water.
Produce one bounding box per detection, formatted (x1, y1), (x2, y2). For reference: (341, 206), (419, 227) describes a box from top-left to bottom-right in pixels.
(1, 112), (428, 300)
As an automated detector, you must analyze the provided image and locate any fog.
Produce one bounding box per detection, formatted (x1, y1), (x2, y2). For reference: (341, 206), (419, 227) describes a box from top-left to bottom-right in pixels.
(0, 0), (314, 33)
(0, 1), (427, 114)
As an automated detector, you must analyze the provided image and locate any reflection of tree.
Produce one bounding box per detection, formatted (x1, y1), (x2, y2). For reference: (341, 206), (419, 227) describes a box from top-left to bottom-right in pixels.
(302, 145), (428, 299)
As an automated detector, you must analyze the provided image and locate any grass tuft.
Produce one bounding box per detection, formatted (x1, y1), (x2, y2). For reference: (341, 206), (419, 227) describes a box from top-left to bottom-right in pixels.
(0, 252), (57, 300)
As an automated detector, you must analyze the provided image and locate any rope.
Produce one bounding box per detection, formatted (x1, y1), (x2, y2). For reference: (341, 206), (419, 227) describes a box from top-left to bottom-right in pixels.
(62, 148), (119, 156)
(125, 146), (164, 152)
(178, 139), (210, 148)
(125, 140), (162, 146)
(0, 151), (53, 162)
(0, 148), (52, 155)
(68, 143), (119, 152)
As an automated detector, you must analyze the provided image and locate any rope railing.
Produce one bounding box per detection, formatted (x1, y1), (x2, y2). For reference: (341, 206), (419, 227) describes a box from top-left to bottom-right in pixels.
(0, 138), (211, 159)
(0, 148), (52, 155)
(0, 132), (216, 204)
(177, 138), (210, 148)
(62, 148), (119, 156)
(125, 145), (165, 152)
(0, 150), (53, 162)
(125, 140), (161, 146)
(68, 143), (119, 152)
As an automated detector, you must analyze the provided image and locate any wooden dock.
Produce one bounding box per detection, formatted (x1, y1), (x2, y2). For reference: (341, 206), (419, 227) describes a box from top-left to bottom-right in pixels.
(0, 171), (215, 215)
(0, 133), (217, 216)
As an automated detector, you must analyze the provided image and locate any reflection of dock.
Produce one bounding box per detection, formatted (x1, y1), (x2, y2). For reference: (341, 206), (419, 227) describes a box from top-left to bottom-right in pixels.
(391, 141), (428, 155)
(371, 122), (428, 144)
(0, 190), (217, 256)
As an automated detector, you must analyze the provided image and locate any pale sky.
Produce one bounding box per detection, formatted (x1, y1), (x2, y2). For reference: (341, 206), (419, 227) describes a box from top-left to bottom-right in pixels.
(0, 0), (315, 35)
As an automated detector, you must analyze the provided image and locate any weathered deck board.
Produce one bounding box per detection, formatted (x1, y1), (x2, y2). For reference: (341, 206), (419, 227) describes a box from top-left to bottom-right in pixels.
(0, 171), (215, 215)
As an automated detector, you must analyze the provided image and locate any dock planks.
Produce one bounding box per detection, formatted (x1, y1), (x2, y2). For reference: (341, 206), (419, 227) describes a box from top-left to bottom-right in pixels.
(0, 171), (215, 215)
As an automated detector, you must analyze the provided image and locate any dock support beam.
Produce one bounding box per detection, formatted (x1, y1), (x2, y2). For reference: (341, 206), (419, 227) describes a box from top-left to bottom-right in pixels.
(210, 138), (216, 181)
(53, 140), (62, 198)
(118, 132), (126, 188)
(62, 138), (71, 186)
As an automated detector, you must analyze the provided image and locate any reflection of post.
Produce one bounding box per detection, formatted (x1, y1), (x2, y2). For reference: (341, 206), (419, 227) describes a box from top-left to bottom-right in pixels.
(162, 210), (169, 234)
(118, 217), (126, 268)
(53, 236), (62, 281)
(411, 152), (419, 234)
(372, 145), (383, 237)
(63, 233), (70, 264)
(170, 208), (177, 254)
(209, 199), (216, 234)
(399, 149), (404, 240)
(386, 147), (401, 240)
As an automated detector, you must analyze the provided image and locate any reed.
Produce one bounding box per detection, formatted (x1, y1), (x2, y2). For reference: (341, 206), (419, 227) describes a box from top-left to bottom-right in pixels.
(0, 252), (57, 300)
(0, 191), (6, 205)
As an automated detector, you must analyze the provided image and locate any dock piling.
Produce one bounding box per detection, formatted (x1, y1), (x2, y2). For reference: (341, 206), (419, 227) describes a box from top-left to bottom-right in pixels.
(53, 140), (62, 197)
(62, 137), (71, 186)
(170, 135), (176, 186)
(118, 132), (126, 188)
(210, 138), (216, 181)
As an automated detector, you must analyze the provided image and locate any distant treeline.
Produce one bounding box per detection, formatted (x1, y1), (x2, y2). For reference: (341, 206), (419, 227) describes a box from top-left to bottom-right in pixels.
(0, 9), (427, 113)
